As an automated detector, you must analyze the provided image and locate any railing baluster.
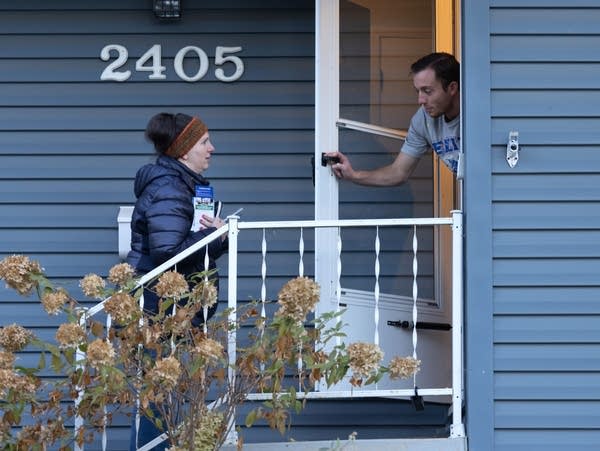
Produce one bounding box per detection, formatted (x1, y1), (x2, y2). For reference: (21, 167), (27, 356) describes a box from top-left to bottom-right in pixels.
(374, 226), (380, 347)
(133, 285), (145, 451)
(450, 210), (465, 438)
(203, 248), (210, 334)
(412, 226), (419, 387)
(298, 227), (305, 277)
(260, 229), (267, 372)
(103, 314), (112, 451)
(261, 229), (267, 321)
(335, 227), (342, 347)
(297, 227), (305, 390)
(224, 215), (239, 446)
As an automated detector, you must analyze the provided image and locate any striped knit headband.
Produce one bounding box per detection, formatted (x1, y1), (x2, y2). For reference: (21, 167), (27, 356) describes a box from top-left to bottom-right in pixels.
(165, 117), (208, 159)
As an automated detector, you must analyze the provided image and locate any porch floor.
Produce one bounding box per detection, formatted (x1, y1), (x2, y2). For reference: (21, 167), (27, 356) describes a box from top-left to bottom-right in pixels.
(222, 437), (467, 451)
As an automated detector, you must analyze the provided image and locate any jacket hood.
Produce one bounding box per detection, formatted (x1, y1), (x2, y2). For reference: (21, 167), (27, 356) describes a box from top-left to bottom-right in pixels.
(133, 155), (209, 198)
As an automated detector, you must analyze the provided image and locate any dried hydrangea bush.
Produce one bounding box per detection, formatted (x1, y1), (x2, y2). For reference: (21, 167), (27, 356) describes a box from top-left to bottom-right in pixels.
(0, 255), (419, 450)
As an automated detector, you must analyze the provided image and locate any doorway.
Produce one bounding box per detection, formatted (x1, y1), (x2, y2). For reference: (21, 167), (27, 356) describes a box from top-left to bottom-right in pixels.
(314, 0), (460, 393)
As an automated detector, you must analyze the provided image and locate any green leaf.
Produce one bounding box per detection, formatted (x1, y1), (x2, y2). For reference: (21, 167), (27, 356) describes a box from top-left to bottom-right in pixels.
(245, 409), (258, 427)
(51, 353), (63, 373)
(37, 351), (46, 370)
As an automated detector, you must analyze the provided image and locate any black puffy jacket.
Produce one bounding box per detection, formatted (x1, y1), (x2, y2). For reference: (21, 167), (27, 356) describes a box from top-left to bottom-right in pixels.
(126, 155), (227, 322)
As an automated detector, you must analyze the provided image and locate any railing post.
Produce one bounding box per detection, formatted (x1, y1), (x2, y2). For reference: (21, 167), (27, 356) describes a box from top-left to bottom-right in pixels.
(450, 210), (465, 438)
(73, 309), (87, 451)
(224, 215), (239, 445)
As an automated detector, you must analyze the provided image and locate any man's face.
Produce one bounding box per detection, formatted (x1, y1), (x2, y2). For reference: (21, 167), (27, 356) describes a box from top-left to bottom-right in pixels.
(413, 67), (457, 119)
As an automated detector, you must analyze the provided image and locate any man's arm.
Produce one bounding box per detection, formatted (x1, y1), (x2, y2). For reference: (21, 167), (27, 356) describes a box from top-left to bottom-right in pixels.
(325, 150), (420, 187)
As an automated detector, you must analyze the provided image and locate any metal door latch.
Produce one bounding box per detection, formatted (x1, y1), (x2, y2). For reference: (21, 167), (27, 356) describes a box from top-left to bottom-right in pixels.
(506, 131), (519, 168)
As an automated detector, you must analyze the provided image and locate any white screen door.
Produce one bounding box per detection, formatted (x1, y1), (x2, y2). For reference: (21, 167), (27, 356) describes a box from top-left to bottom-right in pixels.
(314, 0), (459, 392)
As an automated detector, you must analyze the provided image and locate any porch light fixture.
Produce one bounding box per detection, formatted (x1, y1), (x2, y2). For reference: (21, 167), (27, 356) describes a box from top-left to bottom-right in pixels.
(153, 0), (181, 20)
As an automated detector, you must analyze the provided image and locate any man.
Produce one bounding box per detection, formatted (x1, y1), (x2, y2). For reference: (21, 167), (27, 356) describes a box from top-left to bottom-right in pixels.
(327, 52), (460, 186)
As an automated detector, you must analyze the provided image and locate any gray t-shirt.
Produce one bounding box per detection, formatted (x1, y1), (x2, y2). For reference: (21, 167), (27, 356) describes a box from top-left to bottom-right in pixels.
(401, 106), (460, 173)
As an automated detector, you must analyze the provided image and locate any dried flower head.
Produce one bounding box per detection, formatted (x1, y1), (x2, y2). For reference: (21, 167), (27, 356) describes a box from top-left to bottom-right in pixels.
(347, 342), (383, 379)
(0, 254), (43, 296)
(190, 279), (218, 308)
(86, 339), (116, 370)
(80, 273), (106, 299)
(0, 368), (16, 395)
(0, 324), (33, 352)
(276, 276), (320, 322)
(148, 356), (181, 391)
(193, 409), (224, 451)
(108, 262), (136, 287)
(55, 323), (86, 349)
(104, 292), (140, 325)
(194, 337), (224, 362)
(155, 271), (188, 300)
(16, 423), (52, 445)
(142, 324), (162, 347)
(41, 288), (69, 315)
(0, 369), (36, 397)
(0, 351), (15, 369)
(14, 374), (37, 395)
(388, 356), (421, 380)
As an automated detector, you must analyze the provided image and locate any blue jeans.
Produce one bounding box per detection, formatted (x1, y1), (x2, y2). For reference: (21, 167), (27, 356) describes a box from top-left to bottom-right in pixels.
(129, 403), (167, 451)
(129, 285), (217, 450)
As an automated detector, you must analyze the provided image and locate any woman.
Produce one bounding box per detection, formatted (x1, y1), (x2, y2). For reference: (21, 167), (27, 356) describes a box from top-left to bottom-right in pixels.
(126, 112), (228, 450)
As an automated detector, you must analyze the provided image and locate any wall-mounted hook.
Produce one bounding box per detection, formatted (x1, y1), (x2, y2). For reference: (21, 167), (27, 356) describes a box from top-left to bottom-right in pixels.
(506, 131), (519, 168)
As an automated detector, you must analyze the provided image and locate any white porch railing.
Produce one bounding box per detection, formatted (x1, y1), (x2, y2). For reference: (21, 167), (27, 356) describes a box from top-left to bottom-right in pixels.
(78, 211), (464, 450)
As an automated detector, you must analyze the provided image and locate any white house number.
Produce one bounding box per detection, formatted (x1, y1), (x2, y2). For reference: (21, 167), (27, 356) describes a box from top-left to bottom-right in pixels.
(100, 44), (244, 82)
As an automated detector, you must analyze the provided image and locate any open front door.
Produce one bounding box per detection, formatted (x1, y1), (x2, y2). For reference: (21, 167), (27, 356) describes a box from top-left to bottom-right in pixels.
(315, 0), (460, 393)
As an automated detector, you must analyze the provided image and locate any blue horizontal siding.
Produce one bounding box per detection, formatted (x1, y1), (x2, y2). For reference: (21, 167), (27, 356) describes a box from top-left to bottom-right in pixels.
(0, 204), (124, 228)
(492, 146), (600, 173)
(494, 344), (600, 371)
(492, 174), (600, 201)
(0, 35), (315, 58)
(495, 430), (600, 451)
(476, 0), (600, 449)
(493, 202), (600, 230)
(492, 118), (600, 145)
(2, 229), (117, 253)
(495, 372), (600, 399)
(494, 315), (600, 343)
(495, 400), (600, 428)
(491, 8), (600, 34)
(491, 36), (600, 62)
(492, 63), (600, 89)
(0, 10), (314, 34)
(0, 130), (315, 155)
(0, 106), (314, 130)
(0, 57), (315, 82)
(0, 0), (312, 10)
(492, 90), (600, 117)
(493, 230), (600, 257)
(494, 286), (600, 315)
(0, 82), (315, 106)
(491, 0), (600, 6)
(493, 258), (600, 286)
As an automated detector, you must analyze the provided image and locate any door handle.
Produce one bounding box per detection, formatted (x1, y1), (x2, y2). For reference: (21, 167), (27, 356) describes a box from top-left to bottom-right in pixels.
(387, 320), (451, 331)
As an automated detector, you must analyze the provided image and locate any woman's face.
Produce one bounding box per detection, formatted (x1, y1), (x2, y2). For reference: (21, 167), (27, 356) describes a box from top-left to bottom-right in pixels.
(179, 132), (215, 174)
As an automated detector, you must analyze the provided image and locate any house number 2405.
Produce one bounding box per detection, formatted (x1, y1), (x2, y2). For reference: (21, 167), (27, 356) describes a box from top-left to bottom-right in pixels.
(100, 44), (244, 82)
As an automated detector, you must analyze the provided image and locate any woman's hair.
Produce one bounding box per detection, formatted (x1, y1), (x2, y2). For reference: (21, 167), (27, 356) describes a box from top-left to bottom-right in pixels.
(145, 112), (195, 155)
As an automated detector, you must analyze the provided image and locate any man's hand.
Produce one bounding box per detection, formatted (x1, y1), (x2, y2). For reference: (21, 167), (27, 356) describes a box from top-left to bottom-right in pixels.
(323, 150), (419, 187)
(324, 151), (355, 181)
